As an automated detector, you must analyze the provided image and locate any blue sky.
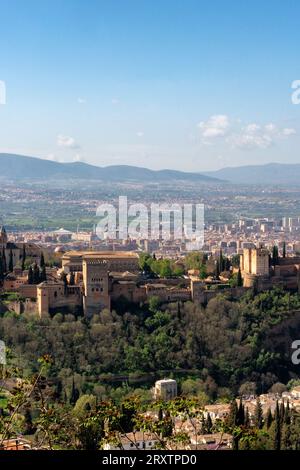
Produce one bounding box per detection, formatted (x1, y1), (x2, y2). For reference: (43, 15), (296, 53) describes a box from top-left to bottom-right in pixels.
(0, 0), (300, 171)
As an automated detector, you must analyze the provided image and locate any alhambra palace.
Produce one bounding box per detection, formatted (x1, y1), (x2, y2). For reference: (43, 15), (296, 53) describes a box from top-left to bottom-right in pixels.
(1, 226), (300, 318)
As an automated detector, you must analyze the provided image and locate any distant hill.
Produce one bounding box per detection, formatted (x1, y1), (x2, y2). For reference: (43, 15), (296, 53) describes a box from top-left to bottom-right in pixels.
(204, 163), (300, 185)
(0, 153), (221, 183)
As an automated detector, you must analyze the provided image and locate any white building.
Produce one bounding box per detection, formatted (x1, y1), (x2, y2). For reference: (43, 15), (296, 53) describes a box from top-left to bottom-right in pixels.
(103, 432), (159, 450)
(154, 379), (177, 401)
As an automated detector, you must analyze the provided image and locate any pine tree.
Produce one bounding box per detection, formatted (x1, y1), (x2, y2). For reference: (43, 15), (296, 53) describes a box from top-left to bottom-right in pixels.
(40, 251), (45, 268)
(21, 244), (26, 271)
(28, 266), (34, 284)
(254, 398), (263, 429)
(237, 267), (243, 287)
(8, 248), (13, 272)
(265, 407), (273, 429)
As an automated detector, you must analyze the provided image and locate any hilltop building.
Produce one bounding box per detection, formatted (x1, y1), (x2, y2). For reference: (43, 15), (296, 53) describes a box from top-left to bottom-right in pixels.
(36, 250), (207, 317)
(241, 244), (300, 290)
(0, 226), (42, 271)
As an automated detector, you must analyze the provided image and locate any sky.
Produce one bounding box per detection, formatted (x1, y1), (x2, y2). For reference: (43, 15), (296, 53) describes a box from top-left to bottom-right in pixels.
(0, 0), (300, 171)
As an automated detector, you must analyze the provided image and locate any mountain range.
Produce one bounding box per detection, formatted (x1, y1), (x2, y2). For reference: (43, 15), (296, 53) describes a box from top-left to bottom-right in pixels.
(204, 163), (300, 185)
(1, 153), (300, 185)
(0, 153), (219, 183)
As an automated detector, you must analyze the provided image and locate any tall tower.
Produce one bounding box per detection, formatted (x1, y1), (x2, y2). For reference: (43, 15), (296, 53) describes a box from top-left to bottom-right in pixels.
(82, 257), (111, 317)
(241, 245), (270, 288)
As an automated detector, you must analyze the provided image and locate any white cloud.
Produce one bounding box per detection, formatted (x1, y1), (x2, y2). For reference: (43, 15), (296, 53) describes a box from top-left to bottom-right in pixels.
(77, 97), (86, 104)
(245, 123), (261, 133)
(198, 116), (296, 150)
(282, 127), (296, 136)
(136, 131), (144, 137)
(228, 132), (273, 149)
(57, 134), (80, 149)
(198, 114), (230, 140)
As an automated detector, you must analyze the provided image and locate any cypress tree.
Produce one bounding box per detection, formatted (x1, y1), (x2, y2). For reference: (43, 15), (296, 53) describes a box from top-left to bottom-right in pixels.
(206, 413), (213, 433)
(279, 401), (285, 425)
(244, 407), (250, 428)
(61, 272), (68, 295)
(272, 245), (279, 266)
(69, 271), (75, 285)
(21, 244), (26, 271)
(219, 249), (224, 273)
(273, 400), (281, 450)
(237, 399), (245, 426)
(215, 260), (220, 279)
(228, 399), (238, 427)
(2, 247), (7, 273)
(70, 377), (79, 405)
(0, 256), (3, 281)
(284, 400), (291, 425)
(237, 267), (243, 287)
(33, 263), (40, 284)
(40, 265), (47, 282)
(282, 241), (286, 258)
(40, 252), (45, 268)
(265, 407), (273, 429)
(8, 248), (13, 272)
(254, 398), (263, 429)
(28, 266), (34, 284)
